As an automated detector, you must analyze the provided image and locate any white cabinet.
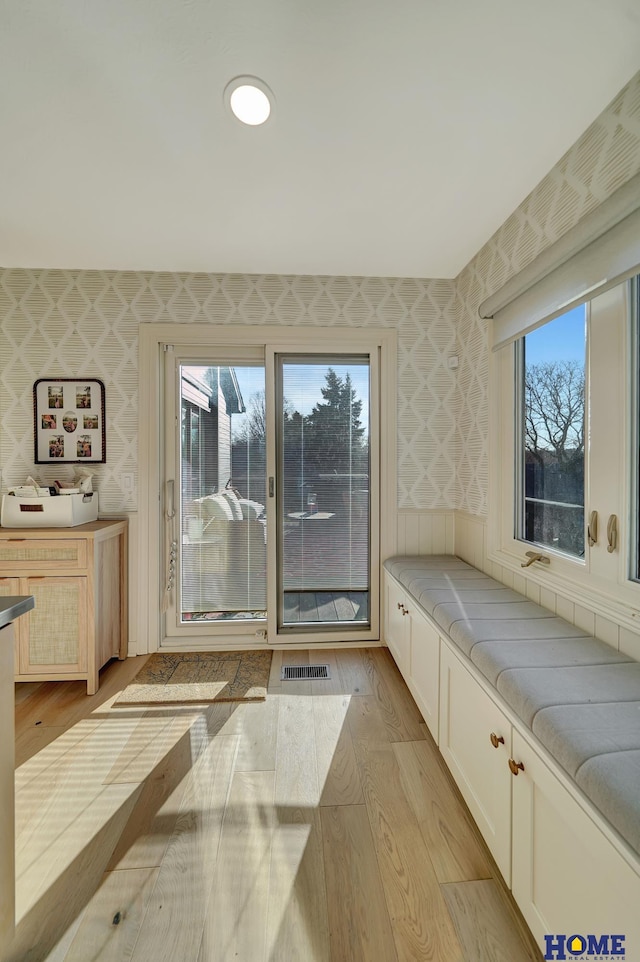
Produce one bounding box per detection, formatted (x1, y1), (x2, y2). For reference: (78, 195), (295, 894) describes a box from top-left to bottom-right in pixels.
(383, 566), (640, 959)
(511, 729), (640, 955)
(384, 572), (440, 740)
(406, 602), (440, 741)
(438, 640), (512, 883)
(385, 574), (410, 673)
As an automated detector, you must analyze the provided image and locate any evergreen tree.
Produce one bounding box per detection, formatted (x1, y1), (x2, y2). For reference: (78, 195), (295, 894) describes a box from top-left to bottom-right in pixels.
(303, 368), (366, 476)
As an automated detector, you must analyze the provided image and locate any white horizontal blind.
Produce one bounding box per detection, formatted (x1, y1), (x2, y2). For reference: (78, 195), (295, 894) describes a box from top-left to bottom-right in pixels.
(179, 361), (267, 621)
(480, 171), (640, 351)
(278, 357), (370, 622)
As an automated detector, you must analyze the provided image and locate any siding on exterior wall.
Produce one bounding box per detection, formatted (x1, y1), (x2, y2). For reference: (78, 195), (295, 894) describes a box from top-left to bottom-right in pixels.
(0, 273), (457, 514)
(216, 383), (232, 491)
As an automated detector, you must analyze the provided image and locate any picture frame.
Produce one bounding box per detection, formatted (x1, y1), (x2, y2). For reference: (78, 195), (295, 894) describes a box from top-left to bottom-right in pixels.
(33, 378), (106, 464)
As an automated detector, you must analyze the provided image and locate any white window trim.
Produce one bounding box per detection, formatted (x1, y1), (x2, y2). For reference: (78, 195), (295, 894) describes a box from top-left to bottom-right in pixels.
(488, 280), (640, 632)
(137, 322), (397, 653)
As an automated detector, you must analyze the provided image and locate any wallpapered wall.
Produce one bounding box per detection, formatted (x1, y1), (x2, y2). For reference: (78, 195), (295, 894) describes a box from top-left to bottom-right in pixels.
(0, 272), (457, 512)
(455, 70), (640, 517)
(1, 71), (640, 519)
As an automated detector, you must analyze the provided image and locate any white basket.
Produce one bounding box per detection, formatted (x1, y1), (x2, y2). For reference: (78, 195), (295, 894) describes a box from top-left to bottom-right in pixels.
(1, 492), (99, 528)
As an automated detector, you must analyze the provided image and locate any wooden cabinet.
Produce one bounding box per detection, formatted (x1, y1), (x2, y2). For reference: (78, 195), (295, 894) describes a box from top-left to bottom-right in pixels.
(0, 520), (128, 694)
(438, 640), (512, 883)
(511, 729), (640, 953)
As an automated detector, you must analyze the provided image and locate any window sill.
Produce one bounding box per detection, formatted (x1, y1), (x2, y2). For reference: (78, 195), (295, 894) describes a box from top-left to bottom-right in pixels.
(488, 543), (640, 639)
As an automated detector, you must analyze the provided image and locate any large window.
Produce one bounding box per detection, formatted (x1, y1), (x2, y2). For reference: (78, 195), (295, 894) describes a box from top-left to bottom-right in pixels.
(494, 276), (637, 606)
(518, 306), (586, 558)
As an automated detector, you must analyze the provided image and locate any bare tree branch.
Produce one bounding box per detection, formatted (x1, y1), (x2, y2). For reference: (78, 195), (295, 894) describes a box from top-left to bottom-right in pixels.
(524, 361), (584, 465)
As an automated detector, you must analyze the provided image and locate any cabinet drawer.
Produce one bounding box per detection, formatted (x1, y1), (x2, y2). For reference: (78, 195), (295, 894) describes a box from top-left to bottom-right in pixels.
(0, 539), (87, 569)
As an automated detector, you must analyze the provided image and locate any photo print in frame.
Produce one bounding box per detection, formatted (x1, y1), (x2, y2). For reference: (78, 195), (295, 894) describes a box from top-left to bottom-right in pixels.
(34, 378), (106, 464)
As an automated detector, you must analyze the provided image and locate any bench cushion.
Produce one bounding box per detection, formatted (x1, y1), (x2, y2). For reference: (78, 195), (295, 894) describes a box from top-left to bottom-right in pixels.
(415, 586), (526, 617)
(385, 556), (477, 579)
(471, 636), (629, 687)
(532, 702), (640, 776)
(576, 750), (640, 858)
(497, 663), (640, 727)
(431, 599), (556, 638)
(449, 615), (587, 658)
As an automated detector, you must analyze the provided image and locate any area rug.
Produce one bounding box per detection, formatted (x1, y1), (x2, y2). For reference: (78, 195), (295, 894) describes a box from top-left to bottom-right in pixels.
(115, 650), (273, 705)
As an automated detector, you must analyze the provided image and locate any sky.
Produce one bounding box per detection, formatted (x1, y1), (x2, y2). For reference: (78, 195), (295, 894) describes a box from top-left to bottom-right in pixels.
(524, 303), (586, 365)
(232, 361), (370, 429)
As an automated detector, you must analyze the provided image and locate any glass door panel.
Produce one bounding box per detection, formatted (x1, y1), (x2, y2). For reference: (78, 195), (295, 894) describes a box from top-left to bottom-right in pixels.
(178, 363), (267, 623)
(277, 357), (371, 630)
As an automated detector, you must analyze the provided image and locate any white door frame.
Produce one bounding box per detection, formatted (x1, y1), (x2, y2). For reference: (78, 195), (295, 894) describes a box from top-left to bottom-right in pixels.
(266, 346), (381, 645)
(138, 322), (397, 652)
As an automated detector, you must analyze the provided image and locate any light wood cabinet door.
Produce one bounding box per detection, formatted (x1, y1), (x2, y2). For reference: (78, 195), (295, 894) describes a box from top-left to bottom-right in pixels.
(407, 603), (440, 741)
(439, 640), (512, 883)
(385, 574), (410, 673)
(511, 729), (640, 958)
(20, 577), (88, 674)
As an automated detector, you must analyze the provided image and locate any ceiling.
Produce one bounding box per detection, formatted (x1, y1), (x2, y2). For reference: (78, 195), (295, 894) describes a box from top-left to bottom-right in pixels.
(2, 0), (640, 279)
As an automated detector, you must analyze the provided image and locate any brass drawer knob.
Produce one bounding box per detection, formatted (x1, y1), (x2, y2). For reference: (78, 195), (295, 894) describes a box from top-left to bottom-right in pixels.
(508, 758), (525, 776)
(490, 732), (505, 749)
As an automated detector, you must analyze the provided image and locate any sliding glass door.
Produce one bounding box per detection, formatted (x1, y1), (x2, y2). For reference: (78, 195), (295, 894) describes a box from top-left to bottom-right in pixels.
(163, 342), (379, 645)
(178, 361), (267, 624)
(276, 356), (371, 631)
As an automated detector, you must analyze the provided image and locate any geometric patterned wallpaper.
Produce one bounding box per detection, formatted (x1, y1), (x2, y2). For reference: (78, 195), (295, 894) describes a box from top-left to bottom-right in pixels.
(2, 70), (639, 520)
(0, 270), (457, 513)
(455, 69), (640, 517)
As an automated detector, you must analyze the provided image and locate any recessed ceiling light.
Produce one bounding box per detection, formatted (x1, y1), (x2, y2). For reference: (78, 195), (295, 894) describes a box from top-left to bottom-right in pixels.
(224, 77), (274, 126)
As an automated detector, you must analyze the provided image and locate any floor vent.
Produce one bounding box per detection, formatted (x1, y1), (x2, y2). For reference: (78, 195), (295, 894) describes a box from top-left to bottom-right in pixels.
(281, 664), (331, 681)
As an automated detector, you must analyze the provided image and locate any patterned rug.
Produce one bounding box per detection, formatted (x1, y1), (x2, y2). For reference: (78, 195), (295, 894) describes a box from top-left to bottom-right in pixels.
(115, 650), (272, 705)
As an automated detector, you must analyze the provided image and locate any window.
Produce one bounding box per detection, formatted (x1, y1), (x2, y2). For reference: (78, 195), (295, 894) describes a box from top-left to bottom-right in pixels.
(518, 305), (586, 559)
(492, 275), (638, 607)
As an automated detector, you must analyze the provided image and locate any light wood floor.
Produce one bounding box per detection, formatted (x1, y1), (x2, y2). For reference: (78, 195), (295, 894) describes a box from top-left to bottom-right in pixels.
(9, 648), (542, 962)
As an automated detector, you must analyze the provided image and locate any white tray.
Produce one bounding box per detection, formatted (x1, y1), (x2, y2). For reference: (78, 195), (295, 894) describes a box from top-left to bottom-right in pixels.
(1, 492), (98, 527)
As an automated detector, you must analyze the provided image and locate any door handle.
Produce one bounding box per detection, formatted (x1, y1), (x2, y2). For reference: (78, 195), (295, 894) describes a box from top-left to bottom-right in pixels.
(587, 510), (598, 547)
(607, 514), (618, 553)
(166, 480), (175, 519)
(269, 477), (275, 498)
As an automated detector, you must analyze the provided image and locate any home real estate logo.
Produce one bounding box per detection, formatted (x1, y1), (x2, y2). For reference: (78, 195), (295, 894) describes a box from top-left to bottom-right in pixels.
(544, 933), (626, 960)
